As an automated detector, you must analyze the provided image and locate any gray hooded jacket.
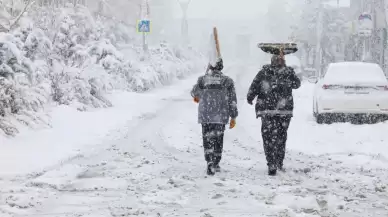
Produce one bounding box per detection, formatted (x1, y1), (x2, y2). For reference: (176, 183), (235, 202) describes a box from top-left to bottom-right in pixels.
(191, 70), (238, 124)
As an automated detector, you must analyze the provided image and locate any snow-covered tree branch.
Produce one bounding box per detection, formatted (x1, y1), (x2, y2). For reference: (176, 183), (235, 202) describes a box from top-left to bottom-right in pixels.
(0, 0), (35, 32)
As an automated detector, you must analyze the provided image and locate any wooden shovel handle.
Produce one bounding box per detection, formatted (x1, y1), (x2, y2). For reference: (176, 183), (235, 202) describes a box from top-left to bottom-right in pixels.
(213, 27), (221, 58)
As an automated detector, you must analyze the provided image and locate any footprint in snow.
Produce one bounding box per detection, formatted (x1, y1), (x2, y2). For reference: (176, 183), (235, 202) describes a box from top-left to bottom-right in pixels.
(76, 170), (101, 179)
(213, 183), (224, 187)
(138, 113), (157, 121)
(293, 168), (312, 174)
(211, 194), (223, 199)
(228, 188), (237, 193)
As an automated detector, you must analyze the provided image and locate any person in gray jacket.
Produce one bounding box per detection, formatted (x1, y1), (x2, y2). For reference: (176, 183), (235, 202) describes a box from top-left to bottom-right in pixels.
(191, 58), (238, 176)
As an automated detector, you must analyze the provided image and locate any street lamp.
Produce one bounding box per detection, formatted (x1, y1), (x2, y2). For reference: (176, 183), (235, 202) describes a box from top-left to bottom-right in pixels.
(176, 0), (192, 46)
(315, 0), (323, 76)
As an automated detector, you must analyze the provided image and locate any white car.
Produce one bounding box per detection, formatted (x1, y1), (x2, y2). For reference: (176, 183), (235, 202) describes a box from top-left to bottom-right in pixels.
(309, 62), (388, 124)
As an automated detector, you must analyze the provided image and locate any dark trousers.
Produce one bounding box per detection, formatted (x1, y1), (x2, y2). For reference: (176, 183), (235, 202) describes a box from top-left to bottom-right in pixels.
(261, 116), (291, 167)
(202, 124), (225, 165)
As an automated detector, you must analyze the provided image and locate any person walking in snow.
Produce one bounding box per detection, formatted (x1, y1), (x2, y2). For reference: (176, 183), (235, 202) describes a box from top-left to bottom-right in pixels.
(191, 58), (238, 176)
(247, 54), (301, 176)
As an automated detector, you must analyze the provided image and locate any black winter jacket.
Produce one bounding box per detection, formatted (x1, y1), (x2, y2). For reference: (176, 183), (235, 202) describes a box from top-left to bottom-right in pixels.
(247, 64), (301, 118)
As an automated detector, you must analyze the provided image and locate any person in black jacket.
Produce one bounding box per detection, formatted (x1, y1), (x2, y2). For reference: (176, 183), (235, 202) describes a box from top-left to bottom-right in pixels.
(247, 55), (301, 176)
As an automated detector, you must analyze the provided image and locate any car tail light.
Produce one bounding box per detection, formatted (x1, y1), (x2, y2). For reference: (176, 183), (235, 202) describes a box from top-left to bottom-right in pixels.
(322, 84), (332, 89)
(376, 85), (388, 91)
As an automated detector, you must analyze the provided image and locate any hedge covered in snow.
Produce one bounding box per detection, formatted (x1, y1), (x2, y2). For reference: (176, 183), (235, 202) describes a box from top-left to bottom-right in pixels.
(0, 4), (206, 136)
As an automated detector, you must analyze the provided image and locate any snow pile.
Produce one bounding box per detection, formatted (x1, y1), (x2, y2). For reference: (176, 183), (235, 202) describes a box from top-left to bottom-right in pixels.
(0, 4), (205, 136)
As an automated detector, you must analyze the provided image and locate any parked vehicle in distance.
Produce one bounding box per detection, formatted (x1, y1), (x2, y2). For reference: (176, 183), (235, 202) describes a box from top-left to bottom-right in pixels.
(309, 62), (388, 124)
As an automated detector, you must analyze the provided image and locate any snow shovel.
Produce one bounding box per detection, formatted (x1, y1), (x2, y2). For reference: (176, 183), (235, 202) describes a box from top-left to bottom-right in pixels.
(257, 43), (298, 59)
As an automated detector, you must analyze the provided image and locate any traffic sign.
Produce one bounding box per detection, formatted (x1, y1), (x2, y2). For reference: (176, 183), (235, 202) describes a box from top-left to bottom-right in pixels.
(357, 12), (373, 37)
(358, 13), (372, 21)
(137, 20), (151, 33)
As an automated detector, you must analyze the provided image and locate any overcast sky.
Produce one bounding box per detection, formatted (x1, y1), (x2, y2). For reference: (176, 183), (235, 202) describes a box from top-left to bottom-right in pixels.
(171, 0), (270, 19)
(326, 0), (350, 7)
(170, 0), (350, 19)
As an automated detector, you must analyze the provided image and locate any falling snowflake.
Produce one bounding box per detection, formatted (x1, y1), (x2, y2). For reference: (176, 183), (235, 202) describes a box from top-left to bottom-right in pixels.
(277, 98), (287, 109)
(262, 80), (271, 92)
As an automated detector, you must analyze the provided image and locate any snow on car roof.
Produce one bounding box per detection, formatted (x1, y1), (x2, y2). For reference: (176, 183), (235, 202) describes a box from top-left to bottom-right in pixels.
(324, 62), (388, 85)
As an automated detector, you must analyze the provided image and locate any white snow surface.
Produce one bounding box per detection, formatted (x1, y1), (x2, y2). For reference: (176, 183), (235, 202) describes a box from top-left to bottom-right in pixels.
(323, 62), (388, 85)
(1, 63), (388, 217)
(285, 55), (301, 68)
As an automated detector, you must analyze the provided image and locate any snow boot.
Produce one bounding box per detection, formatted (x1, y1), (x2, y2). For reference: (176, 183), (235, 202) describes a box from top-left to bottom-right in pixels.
(214, 164), (221, 172)
(277, 163), (285, 172)
(207, 162), (215, 176)
(268, 165), (277, 176)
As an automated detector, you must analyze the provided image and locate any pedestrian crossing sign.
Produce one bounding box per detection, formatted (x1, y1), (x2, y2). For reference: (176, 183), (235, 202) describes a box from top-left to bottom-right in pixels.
(137, 20), (151, 33)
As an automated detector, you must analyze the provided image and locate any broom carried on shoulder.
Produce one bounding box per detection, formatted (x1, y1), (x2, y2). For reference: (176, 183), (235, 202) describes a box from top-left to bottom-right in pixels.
(206, 27), (222, 73)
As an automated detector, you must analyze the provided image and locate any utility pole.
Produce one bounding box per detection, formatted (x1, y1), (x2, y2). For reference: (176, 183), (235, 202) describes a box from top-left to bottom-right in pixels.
(177, 0), (192, 46)
(381, 0), (388, 74)
(315, 0), (323, 77)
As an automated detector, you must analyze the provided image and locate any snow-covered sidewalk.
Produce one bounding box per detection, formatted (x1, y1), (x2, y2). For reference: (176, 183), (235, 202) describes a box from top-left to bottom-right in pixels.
(1, 63), (388, 217)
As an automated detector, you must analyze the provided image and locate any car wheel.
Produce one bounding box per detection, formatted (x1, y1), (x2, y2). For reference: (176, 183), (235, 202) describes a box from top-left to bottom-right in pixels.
(368, 115), (378, 124)
(350, 115), (362, 125)
(316, 113), (325, 124)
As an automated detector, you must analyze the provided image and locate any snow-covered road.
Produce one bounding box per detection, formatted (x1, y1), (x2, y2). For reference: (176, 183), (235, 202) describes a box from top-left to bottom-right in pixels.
(1, 63), (388, 217)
